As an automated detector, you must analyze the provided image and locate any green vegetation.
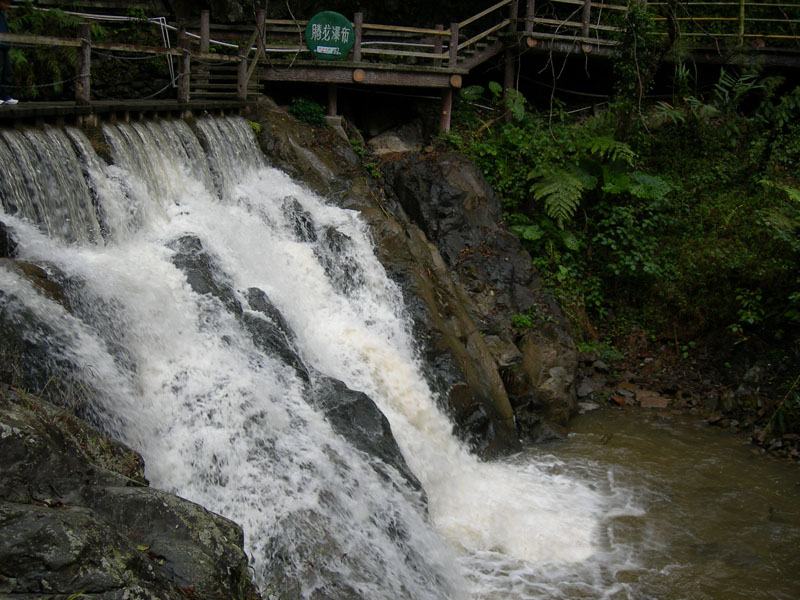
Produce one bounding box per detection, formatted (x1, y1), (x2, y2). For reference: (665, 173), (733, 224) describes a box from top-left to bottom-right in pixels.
(444, 59), (800, 434)
(7, 2), (106, 100)
(289, 97), (327, 127)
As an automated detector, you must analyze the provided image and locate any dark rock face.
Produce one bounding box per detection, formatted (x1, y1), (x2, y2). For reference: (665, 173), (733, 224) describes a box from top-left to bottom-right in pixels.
(242, 287), (422, 497)
(168, 234), (243, 316)
(312, 375), (425, 499)
(0, 385), (254, 600)
(243, 286), (311, 383)
(379, 152), (579, 437)
(246, 98), (521, 456)
(166, 233), (421, 493)
(0, 264), (80, 404)
(0, 220), (17, 258)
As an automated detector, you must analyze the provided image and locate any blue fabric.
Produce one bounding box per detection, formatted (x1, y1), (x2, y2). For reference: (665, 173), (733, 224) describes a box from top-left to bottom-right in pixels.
(0, 10), (9, 49)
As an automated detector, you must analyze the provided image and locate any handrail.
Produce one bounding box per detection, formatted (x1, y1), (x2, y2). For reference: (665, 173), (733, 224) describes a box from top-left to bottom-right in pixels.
(459, 0), (513, 29)
(361, 48), (447, 60)
(362, 23), (451, 37)
(528, 17), (623, 32)
(549, 0), (628, 10)
(458, 20), (510, 52)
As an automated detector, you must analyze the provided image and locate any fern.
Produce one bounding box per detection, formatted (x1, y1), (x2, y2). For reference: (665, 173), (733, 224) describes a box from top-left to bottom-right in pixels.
(587, 135), (636, 167)
(628, 172), (671, 200)
(713, 69), (762, 113)
(531, 168), (590, 229)
(761, 180), (800, 204)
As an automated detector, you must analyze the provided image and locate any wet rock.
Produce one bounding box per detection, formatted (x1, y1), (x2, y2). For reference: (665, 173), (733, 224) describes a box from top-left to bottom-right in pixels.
(447, 381), (495, 453)
(0, 258), (69, 309)
(517, 324), (578, 425)
(380, 151), (577, 434)
(577, 374), (606, 399)
(315, 226), (365, 294)
(282, 197), (318, 242)
(254, 103), (521, 455)
(0, 388), (253, 600)
(526, 420), (568, 444)
(0, 286), (82, 404)
(242, 288), (310, 383)
(312, 375), (425, 499)
(168, 235), (242, 317)
(637, 389), (670, 409)
(0, 220), (17, 258)
(367, 119), (425, 155)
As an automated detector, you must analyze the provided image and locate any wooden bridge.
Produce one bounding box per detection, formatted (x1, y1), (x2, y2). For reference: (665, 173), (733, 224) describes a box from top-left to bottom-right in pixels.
(0, 0), (798, 130)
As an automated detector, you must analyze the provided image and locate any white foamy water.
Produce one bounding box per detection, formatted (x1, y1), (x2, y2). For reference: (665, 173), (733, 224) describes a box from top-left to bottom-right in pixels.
(0, 117), (645, 599)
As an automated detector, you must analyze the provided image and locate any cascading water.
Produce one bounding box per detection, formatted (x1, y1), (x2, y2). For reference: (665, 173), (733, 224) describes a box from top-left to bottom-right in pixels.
(0, 117), (642, 599)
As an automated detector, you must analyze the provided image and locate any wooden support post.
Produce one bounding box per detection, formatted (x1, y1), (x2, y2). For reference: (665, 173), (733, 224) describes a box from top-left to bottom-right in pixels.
(448, 22), (459, 67)
(327, 84), (337, 116)
(245, 10), (267, 85)
(582, 0), (592, 38)
(738, 0), (746, 46)
(75, 23), (91, 106)
(504, 48), (515, 92)
(440, 88), (453, 132)
(178, 28), (191, 104)
(200, 10), (210, 53)
(509, 0), (519, 34)
(434, 24), (444, 67)
(526, 0), (535, 34)
(256, 9), (266, 48)
(353, 13), (363, 62)
(196, 10), (211, 93)
(237, 45), (248, 100)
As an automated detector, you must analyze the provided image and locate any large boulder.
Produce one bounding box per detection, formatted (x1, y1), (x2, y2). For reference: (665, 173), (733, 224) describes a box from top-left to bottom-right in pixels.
(380, 152), (579, 434)
(0, 385), (255, 600)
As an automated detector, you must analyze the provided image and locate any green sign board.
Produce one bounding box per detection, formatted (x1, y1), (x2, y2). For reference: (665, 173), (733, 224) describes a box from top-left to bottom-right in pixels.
(305, 11), (355, 61)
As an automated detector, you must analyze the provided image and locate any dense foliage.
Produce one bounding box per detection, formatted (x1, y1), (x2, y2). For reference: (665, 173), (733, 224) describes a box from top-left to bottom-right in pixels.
(7, 3), (175, 101)
(442, 63), (800, 433)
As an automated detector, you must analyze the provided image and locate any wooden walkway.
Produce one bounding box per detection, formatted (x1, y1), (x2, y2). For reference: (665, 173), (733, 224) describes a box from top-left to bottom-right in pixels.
(1, 0), (799, 130)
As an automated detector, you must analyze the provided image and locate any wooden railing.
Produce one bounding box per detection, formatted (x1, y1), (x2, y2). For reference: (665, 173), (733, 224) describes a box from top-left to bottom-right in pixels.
(522, 0), (626, 50)
(1, 1), (799, 108)
(648, 1), (800, 47)
(521, 0), (800, 51)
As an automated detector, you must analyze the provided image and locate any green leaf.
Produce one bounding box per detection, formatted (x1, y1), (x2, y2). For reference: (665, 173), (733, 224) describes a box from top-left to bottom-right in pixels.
(761, 180), (800, 203)
(531, 168), (586, 229)
(587, 135), (636, 167)
(561, 231), (580, 251)
(511, 224), (545, 242)
(628, 172), (670, 200)
(602, 170), (631, 195)
(460, 85), (485, 103)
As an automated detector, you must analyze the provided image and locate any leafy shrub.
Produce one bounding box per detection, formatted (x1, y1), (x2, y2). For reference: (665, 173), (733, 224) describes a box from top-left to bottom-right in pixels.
(289, 97), (326, 127)
(8, 4), (106, 100)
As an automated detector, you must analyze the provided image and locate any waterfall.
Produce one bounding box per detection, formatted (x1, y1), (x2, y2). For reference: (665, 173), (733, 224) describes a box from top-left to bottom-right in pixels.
(0, 117), (641, 599)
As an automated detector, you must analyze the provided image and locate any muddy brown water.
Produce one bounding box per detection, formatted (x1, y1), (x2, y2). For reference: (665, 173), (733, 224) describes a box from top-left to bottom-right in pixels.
(524, 408), (800, 600)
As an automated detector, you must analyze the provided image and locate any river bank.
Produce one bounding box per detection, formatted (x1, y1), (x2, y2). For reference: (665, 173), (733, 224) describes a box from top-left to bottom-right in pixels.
(575, 337), (800, 462)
